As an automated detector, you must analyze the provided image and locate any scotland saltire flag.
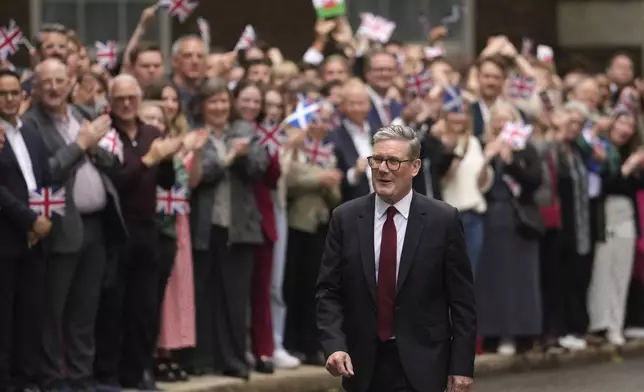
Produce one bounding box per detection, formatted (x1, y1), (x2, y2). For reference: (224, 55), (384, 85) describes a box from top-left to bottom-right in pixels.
(283, 99), (321, 129)
(443, 86), (464, 113)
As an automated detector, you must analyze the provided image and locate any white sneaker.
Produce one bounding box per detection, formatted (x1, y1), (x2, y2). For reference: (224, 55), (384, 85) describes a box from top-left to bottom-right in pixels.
(497, 340), (516, 356)
(606, 331), (626, 346)
(558, 335), (586, 351)
(273, 349), (301, 369)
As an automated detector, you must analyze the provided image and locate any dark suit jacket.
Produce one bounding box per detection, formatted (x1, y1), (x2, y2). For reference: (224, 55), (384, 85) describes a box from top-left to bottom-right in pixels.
(0, 123), (49, 256)
(368, 98), (404, 129)
(328, 123), (376, 204)
(22, 103), (127, 254)
(412, 126), (454, 200)
(316, 192), (477, 392)
(471, 101), (529, 140)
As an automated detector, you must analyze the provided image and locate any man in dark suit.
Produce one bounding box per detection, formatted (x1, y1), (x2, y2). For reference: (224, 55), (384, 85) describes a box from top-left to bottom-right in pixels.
(0, 69), (51, 392)
(364, 51), (404, 128)
(317, 125), (476, 392)
(23, 58), (127, 392)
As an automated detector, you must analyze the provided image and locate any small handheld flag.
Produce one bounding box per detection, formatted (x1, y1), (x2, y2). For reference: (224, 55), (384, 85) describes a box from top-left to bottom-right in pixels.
(356, 13), (396, 43)
(0, 20), (24, 60)
(302, 138), (334, 167)
(98, 129), (124, 162)
(405, 69), (434, 97)
(255, 119), (287, 156)
(424, 46), (445, 61)
(197, 17), (210, 51)
(283, 100), (322, 129)
(234, 25), (256, 52)
(29, 187), (66, 218)
(508, 75), (536, 100)
(95, 41), (118, 70)
(156, 185), (189, 215)
(158, 0), (198, 23)
(312, 0), (346, 19)
(537, 45), (554, 63)
(441, 5), (462, 26)
(443, 87), (464, 113)
(521, 38), (533, 57)
(500, 122), (533, 150)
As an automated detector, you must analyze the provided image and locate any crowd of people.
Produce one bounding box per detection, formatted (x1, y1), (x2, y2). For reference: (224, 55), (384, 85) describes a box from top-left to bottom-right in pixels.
(1, 5), (644, 392)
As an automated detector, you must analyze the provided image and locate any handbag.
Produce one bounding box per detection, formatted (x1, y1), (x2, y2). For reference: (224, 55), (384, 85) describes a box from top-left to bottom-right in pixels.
(539, 150), (562, 229)
(511, 197), (545, 239)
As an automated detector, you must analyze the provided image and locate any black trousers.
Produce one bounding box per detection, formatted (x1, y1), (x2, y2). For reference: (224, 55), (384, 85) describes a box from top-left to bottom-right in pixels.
(368, 341), (416, 392)
(0, 247), (45, 391)
(177, 225), (255, 374)
(41, 213), (107, 389)
(539, 229), (565, 338)
(94, 222), (160, 387)
(284, 226), (327, 356)
(560, 241), (594, 336)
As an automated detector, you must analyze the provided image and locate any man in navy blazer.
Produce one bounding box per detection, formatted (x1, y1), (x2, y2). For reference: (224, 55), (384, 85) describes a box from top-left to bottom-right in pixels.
(0, 69), (52, 392)
(364, 51), (404, 128)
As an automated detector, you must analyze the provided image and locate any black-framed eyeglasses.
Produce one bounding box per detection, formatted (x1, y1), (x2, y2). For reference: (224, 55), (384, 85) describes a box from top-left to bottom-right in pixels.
(367, 156), (414, 171)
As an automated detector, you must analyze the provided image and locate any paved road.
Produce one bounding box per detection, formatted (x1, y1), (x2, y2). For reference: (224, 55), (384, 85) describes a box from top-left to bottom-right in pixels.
(473, 356), (644, 391)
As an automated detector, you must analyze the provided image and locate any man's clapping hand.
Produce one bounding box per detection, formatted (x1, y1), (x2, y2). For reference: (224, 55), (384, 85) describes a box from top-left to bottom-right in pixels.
(318, 169), (343, 188)
(143, 137), (183, 166)
(447, 375), (473, 392)
(325, 351), (354, 378)
(76, 115), (112, 151)
(182, 130), (209, 152)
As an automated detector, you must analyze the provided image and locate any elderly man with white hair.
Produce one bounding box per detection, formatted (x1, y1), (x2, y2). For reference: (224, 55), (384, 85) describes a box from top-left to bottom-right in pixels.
(93, 73), (182, 391)
(22, 58), (128, 392)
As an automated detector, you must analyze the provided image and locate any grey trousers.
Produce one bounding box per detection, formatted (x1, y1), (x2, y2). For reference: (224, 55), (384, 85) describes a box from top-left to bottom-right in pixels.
(41, 214), (107, 389)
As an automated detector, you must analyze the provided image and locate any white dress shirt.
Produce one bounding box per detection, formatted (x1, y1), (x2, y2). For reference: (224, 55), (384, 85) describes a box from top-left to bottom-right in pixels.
(374, 189), (413, 282)
(3, 119), (37, 192)
(343, 119), (374, 193)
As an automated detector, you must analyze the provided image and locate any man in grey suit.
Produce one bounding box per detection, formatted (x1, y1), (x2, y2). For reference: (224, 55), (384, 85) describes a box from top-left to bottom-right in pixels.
(23, 58), (127, 392)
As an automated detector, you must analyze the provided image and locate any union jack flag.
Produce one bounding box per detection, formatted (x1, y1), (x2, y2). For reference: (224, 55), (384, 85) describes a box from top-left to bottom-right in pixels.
(424, 46), (445, 61)
(537, 44), (553, 63)
(29, 187), (66, 218)
(234, 25), (256, 52)
(356, 13), (396, 43)
(443, 87), (464, 113)
(301, 138), (334, 167)
(508, 75), (536, 99)
(156, 185), (189, 216)
(405, 69), (434, 97)
(0, 20), (24, 60)
(500, 122), (533, 150)
(255, 119), (287, 156)
(95, 41), (118, 70)
(98, 129), (124, 162)
(158, 0), (198, 23)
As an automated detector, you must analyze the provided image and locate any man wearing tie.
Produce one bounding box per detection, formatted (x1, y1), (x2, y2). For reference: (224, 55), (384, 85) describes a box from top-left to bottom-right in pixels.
(0, 69), (51, 392)
(316, 125), (476, 392)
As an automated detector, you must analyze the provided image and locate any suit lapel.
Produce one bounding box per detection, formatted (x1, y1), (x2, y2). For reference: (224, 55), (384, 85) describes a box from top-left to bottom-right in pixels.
(0, 138), (30, 191)
(33, 105), (67, 153)
(358, 194), (377, 304)
(396, 192), (426, 295)
(337, 126), (359, 165)
(471, 102), (484, 139)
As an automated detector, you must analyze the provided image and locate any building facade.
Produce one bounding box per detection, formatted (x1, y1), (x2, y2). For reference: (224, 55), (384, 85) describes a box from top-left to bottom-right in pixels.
(2, 0), (642, 73)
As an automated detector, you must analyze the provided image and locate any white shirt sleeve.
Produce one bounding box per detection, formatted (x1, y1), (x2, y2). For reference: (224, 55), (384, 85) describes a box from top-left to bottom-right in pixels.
(347, 167), (359, 185)
(302, 47), (325, 66)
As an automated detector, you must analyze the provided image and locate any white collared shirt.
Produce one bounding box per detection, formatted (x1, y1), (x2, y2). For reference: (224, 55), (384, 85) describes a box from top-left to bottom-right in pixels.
(3, 118), (37, 192)
(374, 189), (413, 282)
(343, 119), (374, 193)
(367, 85), (390, 126)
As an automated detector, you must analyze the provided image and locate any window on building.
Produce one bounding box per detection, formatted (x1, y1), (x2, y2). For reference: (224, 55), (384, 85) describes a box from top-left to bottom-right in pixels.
(37, 0), (168, 45)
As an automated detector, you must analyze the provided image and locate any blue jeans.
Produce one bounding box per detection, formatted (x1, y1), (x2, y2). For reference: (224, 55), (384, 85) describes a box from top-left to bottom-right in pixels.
(458, 210), (484, 278)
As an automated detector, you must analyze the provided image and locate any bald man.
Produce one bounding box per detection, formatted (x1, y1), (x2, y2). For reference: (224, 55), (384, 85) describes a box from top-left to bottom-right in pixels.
(23, 57), (128, 392)
(327, 79), (379, 203)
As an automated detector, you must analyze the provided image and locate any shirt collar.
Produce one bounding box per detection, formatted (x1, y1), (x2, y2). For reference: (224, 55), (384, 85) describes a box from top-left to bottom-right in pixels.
(343, 118), (370, 135)
(375, 189), (413, 220)
(0, 117), (22, 133)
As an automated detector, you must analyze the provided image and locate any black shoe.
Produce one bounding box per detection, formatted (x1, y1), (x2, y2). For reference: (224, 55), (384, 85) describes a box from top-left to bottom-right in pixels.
(167, 362), (189, 382)
(255, 357), (275, 374)
(303, 352), (326, 366)
(222, 369), (250, 381)
(183, 365), (211, 376)
(155, 361), (178, 383)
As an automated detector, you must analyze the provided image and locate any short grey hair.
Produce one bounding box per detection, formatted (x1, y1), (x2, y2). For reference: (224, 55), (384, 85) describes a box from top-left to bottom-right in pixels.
(108, 74), (143, 99)
(171, 35), (206, 57)
(372, 125), (421, 160)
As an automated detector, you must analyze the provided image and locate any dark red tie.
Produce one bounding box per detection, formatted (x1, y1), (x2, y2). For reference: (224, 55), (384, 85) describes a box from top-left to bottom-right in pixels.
(377, 206), (397, 341)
